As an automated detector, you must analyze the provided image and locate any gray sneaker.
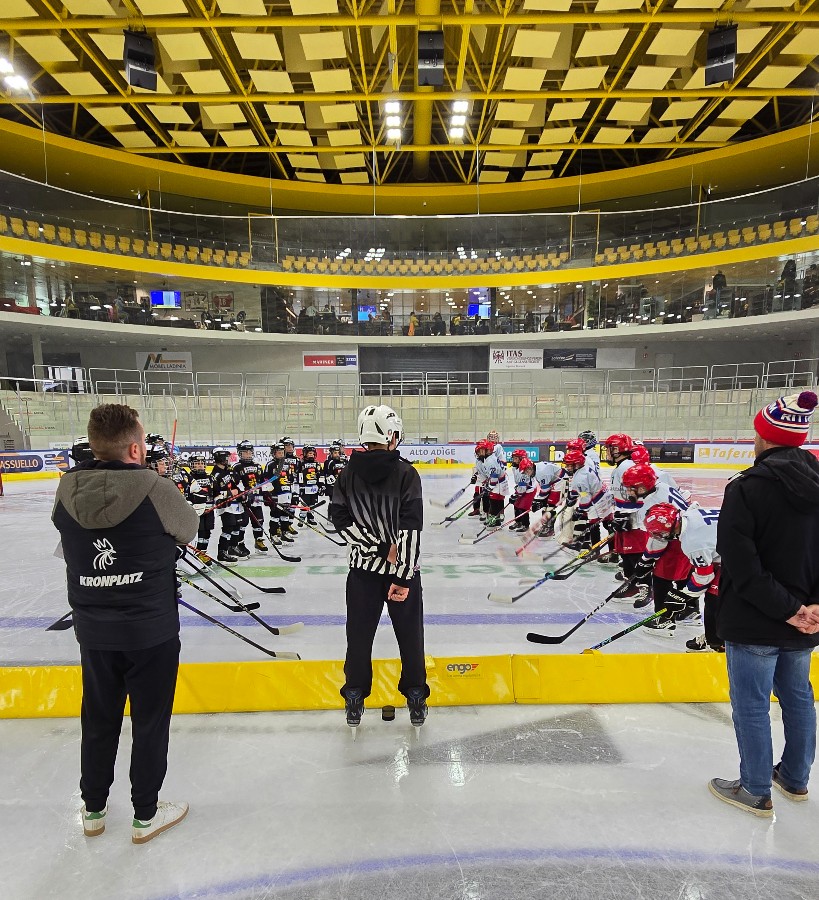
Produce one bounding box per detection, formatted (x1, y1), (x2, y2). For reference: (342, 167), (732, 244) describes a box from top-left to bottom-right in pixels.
(708, 778), (773, 817)
(772, 764), (809, 802)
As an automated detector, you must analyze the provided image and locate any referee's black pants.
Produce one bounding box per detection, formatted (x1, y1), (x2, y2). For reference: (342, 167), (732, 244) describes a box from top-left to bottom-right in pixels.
(79, 636), (180, 821)
(341, 569), (429, 701)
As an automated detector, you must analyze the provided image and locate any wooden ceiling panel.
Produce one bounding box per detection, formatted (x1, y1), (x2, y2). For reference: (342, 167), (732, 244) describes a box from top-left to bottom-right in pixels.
(495, 101), (535, 122)
(625, 66), (677, 90)
(511, 29), (561, 58)
(231, 32), (283, 63)
(171, 130), (209, 148)
(749, 65), (805, 88)
(182, 70), (231, 93)
(300, 31), (347, 62)
(287, 153), (321, 168)
(607, 100), (651, 123)
(148, 105), (193, 125)
(575, 28), (629, 58)
(52, 71), (106, 95)
(529, 150), (562, 166)
(310, 69), (353, 93)
(157, 32), (212, 61)
(112, 130), (156, 148)
(646, 28), (702, 57)
(539, 126), (576, 144)
(15, 35), (78, 64)
(521, 169), (553, 180)
(561, 67), (607, 91)
(201, 105), (247, 126)
(660, 99), (706, 120)
(593, 126), (633, 144)
(340, 171), (370, 184)
(695, 125), (740, 142)
(87, 106), (135, 128)
(276, 128), (313, 147)
(640, 126), (681, 144)
(249, 70), (294, 92)
(326, 128), (361, 146)
(334, 153), (367, 170)
(488, 127), (526, 145)
(548, 101), (589, 121)
(502, 68), (546, 91)
(717, 99), (768, 122)
(220, 129), (260, 147)
(264, 104), (305, 124)
(320, 103), (358, 124)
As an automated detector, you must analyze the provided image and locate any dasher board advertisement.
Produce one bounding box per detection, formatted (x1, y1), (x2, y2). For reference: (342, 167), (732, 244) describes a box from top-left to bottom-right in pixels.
(489, 348), (544, 369)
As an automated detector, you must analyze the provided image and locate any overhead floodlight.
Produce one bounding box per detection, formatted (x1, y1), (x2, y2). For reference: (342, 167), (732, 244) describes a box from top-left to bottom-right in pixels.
(385, 100), (401, 114)
(4, 74), (27, 91)
(387, 128), (402, 140)
(0, 58), (13, 75)
(450, 115), (466, 127)
(452, 100), (469, 113)
(449, 127), (464, 139)
(385, 115), (401, 127)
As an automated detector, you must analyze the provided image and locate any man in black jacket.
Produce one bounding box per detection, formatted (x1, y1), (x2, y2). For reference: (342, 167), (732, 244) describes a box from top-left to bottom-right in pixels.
(52, 404), (199, 843)
(330, 404), (429, 732)
(710, 390), (819, 816)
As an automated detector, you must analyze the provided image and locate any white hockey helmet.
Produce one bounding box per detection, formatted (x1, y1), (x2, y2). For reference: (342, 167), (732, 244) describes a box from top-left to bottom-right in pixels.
(357, 404), (403, 447)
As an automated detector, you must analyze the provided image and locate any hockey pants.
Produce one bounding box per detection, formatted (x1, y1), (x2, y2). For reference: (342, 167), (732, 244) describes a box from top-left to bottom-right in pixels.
(196, 512), (214, 554)
(341, 569), (429, 701)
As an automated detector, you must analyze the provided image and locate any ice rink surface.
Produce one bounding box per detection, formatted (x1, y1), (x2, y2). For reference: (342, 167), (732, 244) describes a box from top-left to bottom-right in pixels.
(3, 469), (819, 899)
(2, 468), (733, 664)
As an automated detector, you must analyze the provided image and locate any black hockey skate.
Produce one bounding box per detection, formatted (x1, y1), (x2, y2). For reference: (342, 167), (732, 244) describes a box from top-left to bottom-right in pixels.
(406, 688), (428, 735)
(254, 537), (269, 552)
(233, 543), (251, 558)
(344, 689), (365, 738)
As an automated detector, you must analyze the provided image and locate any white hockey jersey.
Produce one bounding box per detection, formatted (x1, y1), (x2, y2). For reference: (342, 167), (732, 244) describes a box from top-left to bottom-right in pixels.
(475, 454), (510, 496)
(534, 461), (563, 493)
(634, 481), (689, 529)
(679, 506), (720, 594)
(610, 458), (635, 506)
(569, 463), (613, 520)
(511, 465), (538, 497)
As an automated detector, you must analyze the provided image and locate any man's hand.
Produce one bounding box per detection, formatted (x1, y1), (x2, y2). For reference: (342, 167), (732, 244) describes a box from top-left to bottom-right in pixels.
(387, 583), (409, 602)
(787, 605), (819, 634)
(386, 544), (397, 564)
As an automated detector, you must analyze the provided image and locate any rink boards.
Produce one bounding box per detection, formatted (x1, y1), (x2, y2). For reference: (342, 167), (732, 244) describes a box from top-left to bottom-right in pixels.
(4, 465), (816, 718)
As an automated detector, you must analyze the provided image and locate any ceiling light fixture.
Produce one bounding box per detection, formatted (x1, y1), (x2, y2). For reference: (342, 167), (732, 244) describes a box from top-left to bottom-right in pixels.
(385, 100), (401, 114)
(452, 100), (469, 113)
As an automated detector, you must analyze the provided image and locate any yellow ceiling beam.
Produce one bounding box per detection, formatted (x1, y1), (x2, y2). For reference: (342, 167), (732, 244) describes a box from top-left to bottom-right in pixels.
(16, 88), (818, 105)
(3, 12), (819, 29)
(127, 141), (727, 154)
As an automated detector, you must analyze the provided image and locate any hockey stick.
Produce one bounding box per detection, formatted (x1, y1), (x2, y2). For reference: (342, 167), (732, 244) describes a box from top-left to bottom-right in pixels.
(430, 481), (472, 510)
(432, 495), (474, 526)
(514, 502), (567, 558)
(204, 475), (277, 514)
(488, 535), (612, 604)
(458, 506), (530, 545)
(581, 608), (667, 653)
(177, 573), (259, 613)
(527, 584), (627, 644)
(45, 610), (74, 631)
(245, 505), (301, 563)
(178, 573), (303, 636)
(178, 598), (300, 659)
(180, 548), (243, 600)
(186, 545), (286, 593)
(300, 519), (347, 546)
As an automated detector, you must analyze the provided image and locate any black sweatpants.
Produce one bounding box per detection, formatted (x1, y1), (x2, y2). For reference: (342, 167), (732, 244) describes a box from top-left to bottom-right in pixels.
(79, 636), (180, 821)
(342, 568), (429, 700)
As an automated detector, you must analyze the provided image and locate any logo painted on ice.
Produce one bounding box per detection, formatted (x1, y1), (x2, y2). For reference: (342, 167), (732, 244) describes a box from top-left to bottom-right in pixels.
(92, 538), (117, 571)
(446, 663), (480, 674)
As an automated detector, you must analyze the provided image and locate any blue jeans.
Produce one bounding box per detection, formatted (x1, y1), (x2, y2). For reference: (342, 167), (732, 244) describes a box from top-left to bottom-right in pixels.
(726, 642), (816, 797)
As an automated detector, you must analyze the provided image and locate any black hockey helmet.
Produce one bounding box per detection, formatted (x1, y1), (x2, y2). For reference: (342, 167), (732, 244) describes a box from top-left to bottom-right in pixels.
(271, 441), (285, 454)
(302, 444), (316, 458)
(146, 442), (170, 473)
(281, 435), (294, 447)
(329, 441), (341, 454)
(237, 440), (254, 460)
(145, 432), (165, 446)
(70, 436), (94, 463)
(212, 446), (231, 465)
(578, 430), (597, 450)
(189, 453), (207, 473)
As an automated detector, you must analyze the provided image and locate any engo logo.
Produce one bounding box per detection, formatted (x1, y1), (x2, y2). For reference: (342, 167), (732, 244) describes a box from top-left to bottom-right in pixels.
(446, 662), (479, 674)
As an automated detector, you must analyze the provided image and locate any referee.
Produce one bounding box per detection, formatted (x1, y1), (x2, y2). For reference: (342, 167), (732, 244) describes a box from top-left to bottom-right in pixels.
(330, 404), (429, 730)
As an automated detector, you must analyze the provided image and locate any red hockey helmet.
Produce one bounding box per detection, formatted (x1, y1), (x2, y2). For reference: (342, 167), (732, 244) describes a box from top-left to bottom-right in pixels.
(517, 454), (533, 471)
(565, 438), (586, 454)
(563, 448), (586, 467)
(621, 462), (658, 492)
(603, 433), (635, 455)
(629, 445), (650, 464)
(510, 448), (528, 467)
(644, 503), (681, 539)
(475, 439), (492, 456)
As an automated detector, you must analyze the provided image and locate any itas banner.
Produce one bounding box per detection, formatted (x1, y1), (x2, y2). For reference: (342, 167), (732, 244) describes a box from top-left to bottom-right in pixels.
(302, 352), (359, 371)
(136, 351), (193, 372)
(490, 348), (544, 370)
(543, 349), (597, 368)
(0, 449), (70, 478)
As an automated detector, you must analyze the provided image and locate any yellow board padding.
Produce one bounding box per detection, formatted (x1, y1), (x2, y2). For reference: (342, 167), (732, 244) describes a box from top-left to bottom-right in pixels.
(6, 652), (819, 718)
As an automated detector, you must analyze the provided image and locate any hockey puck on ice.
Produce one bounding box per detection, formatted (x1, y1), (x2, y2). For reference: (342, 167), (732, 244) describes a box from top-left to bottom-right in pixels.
(381, 705), (395, 721)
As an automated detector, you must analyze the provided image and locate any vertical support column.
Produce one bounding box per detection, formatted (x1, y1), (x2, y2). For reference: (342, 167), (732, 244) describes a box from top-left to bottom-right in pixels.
(32, 334), (44, 384)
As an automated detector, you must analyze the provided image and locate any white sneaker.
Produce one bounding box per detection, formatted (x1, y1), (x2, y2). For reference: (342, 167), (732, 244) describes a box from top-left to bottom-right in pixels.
(132, 800), (189, 845)
(82, 804), (107, 837)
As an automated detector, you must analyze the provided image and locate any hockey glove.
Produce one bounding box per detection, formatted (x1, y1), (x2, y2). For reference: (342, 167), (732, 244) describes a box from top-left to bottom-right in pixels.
(611, 510), (631, 533)
(470, 474), (478, 484)
(564, 491), (578, 509)
(572, 507), (587, 522)
(531, 497), (545, 513)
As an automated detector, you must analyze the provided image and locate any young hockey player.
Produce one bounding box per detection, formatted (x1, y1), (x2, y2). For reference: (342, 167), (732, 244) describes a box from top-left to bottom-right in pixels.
(146, 441), (171, 477)
(602, 433), (643, 593)
(186, 453), (216, 564)
(69, 436), (95, 466)
(620, 462), (690, 619)
(474, 439), (510, 527)
(486, 429), (505, 464)
(560, 448), (612, 550)
(531, 459), (565, 536)
(509, 450), (538, 531)
(644, 503), (723, 651)
(210, 447), (241, 561)
(323, 441), (348, 491)
(262, 442), (294, 545)
(330, 404), (428, 732)
(281, 437), (301, 531)
(231, 440), (268, 553)
(298, 445), (323, 524)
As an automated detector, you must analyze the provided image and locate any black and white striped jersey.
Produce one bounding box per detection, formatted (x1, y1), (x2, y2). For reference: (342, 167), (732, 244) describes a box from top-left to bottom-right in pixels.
(329, 449), (423, 586)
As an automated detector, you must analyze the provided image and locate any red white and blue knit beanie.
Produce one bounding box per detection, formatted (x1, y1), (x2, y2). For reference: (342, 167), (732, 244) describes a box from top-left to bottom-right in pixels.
(753, 391), (818, 446)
